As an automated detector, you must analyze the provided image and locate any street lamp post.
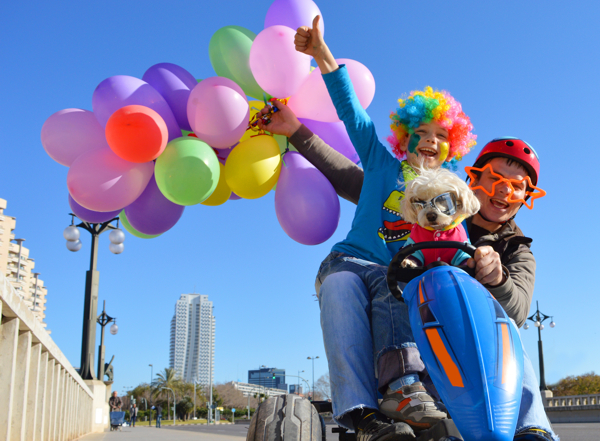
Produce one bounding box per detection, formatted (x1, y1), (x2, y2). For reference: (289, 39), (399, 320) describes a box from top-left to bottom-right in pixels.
(64, 214), (125, 380)
(148, 364), (153, 426)
(524, 301), (556, 392)
(307, 356), (319, 401)
(96, 300), (118, 381)
(161, 387), (176, 425)
(298, 370), (304, 394)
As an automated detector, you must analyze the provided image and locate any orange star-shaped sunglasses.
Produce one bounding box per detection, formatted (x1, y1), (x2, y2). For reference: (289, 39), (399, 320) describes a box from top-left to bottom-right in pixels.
(464, 163), (546, 209)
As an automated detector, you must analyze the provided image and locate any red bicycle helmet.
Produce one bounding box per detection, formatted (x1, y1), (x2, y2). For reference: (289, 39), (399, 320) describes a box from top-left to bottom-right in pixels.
(472, 137), (540, 185)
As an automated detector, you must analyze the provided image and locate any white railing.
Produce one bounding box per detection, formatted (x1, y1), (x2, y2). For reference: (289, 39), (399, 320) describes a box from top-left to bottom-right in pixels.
(546, 394), (600, 408)
(1, 273), (95, 441)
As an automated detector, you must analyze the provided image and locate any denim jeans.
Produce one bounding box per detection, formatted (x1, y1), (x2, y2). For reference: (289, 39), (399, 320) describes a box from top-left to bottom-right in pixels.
(316, 252), (415, 429)
(517, 326), (559, 440)
(156, 415), (161, 428)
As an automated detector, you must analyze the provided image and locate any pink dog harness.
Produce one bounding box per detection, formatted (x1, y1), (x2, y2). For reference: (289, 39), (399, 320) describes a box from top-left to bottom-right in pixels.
(408, 223), (470, 265)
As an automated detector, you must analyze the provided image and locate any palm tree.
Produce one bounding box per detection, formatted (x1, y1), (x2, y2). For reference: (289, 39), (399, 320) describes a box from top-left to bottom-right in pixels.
(152, 368), (182, 420)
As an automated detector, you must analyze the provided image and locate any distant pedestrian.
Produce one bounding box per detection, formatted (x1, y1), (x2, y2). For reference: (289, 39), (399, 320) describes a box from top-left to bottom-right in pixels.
(156, 405), (162, 428)
(108, 391), (122, 412)
(131, 403), (138, 427)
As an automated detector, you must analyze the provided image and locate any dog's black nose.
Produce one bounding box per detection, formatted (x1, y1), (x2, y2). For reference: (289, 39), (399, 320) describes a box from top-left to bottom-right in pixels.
(426, 212), (437, 222)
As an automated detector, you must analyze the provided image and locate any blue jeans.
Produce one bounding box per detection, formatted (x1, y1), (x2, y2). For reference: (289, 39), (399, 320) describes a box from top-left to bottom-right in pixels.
(316, 252), (415, 429)
(517, 326), (559, 440)
(156, 415), (161, 428)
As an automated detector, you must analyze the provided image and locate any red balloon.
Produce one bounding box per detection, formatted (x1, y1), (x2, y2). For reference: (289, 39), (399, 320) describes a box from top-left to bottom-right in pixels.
(105, 105), (168, 163)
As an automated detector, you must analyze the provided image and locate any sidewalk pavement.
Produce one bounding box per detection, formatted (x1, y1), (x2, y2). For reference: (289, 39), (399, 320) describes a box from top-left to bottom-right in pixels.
(81, 425), (246, 441)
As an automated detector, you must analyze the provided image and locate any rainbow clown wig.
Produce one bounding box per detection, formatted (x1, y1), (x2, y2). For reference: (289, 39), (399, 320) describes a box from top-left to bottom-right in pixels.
(387, 87), (477, 169)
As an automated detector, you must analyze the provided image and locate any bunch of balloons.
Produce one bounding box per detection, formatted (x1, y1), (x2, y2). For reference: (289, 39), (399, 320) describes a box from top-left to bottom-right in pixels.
(41, 0), (376, 246)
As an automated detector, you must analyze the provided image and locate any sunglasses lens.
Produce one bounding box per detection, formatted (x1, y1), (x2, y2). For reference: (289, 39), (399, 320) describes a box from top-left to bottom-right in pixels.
(433, 194), (455, 214)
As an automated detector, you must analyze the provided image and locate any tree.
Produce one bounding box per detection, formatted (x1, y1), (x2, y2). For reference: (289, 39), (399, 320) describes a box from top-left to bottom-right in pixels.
(314, 373), (331, 401)
(215, 382), (259, 409)
(549, 372), (600, 396)
(152, 368), (183, 420)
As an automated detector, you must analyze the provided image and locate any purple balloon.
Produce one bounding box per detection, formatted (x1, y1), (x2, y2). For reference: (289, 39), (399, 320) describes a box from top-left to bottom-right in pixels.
(299, 118), (360, 164)
(229, 192), (241, 200)
(142, 63), (198, 132)
(275, 151), (340, 245)
(68, 194), (121, 223)
(264, 0), (324, 35)
(124, 174), (185, 235)
(92, 75), (180, 141)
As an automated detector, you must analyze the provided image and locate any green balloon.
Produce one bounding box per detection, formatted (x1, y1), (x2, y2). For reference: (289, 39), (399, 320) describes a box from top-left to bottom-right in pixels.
(120, 211), (161, 239)
(155, 137), (220, 206)
(209, 25), (270, 100)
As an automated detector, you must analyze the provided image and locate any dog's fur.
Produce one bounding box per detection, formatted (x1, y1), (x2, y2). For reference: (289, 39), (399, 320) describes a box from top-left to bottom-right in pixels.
(401, 168), (480, 229)
(400, 168), (480, 267)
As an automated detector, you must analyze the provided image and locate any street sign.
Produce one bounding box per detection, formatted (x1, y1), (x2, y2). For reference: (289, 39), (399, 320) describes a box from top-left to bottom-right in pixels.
(232, 408), (236, 413)
(211, 404), (217, 409)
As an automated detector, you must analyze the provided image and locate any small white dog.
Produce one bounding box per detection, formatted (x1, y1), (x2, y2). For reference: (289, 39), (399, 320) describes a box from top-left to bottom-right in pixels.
(400, 168), (480, 267)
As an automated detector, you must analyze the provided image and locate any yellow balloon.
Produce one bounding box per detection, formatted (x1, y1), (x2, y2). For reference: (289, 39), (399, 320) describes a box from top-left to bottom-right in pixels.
(239, 100), (264, 144)
(225, 135), (281, 199)
(201, 162), (232, 206)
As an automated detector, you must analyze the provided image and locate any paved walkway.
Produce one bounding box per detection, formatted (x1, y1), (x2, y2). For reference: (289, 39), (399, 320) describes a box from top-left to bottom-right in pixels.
(82, 424), (246, 441)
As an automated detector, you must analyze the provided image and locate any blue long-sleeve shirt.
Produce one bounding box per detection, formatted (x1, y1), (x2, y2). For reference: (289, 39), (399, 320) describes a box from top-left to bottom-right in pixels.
(324, 66), (414, 265)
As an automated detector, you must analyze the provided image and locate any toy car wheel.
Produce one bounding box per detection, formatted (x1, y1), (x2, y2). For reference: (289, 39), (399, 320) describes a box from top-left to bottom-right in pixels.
(247, 394), (325, 441)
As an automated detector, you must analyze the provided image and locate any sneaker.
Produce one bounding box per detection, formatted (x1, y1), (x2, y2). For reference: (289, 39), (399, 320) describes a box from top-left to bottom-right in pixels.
(380, 382), (447, 430)
(356, 412), (415, 441)
(514, 428), (554, 440)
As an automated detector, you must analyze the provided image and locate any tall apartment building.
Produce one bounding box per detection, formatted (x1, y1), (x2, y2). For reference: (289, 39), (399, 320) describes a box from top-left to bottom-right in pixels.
(0, 198), (48, 328)
(169, 294), (215, 384)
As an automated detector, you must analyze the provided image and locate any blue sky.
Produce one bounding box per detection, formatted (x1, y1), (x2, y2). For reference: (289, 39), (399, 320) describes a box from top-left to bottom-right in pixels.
(2, 0), (599, 398)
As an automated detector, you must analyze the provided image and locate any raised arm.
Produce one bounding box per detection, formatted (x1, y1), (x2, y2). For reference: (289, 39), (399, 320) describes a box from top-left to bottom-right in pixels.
(257, 101), (364, 204)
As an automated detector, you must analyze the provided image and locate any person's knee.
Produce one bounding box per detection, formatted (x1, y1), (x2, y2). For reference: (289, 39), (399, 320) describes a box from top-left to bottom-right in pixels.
(319, 271), (368, 307)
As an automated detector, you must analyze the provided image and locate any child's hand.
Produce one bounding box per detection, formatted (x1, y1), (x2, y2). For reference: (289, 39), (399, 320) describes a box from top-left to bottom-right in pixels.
(466, 246), (505, 286)
(295, 16), (325, 58)
(257, 100), (302, 138)
(295, 16), (338, 73)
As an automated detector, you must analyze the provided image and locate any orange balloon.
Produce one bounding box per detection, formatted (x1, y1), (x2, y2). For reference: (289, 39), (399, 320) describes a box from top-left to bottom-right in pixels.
(105, 105), (168, 163)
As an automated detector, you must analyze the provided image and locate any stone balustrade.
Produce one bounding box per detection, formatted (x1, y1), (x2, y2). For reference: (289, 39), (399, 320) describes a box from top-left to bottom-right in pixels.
(546, 394), (600, 408)
(1, 273), (95, 441)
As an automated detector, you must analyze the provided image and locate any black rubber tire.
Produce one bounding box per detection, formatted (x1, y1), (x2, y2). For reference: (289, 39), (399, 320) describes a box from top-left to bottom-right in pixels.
(247, 394), (324, 441)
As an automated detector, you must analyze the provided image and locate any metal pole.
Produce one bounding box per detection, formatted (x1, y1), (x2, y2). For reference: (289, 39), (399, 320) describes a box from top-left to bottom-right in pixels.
(312, 358), (315, 400)
(209, 313), (213, 424)
(149, 364), (153, 426)
(80, 229), (100, 380)
(247, 394), (250, 419)
(526, 301), (554, 392)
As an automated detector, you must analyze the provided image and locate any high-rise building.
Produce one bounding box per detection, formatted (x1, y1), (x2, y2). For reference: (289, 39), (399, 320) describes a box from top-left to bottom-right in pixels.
(0, 198), (48, 329)
(169, 294), (215, 384)
(248, 367), (288, 391)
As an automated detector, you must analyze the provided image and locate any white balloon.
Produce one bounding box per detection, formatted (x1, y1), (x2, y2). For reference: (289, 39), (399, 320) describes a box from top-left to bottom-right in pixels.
(63, 225), (80, 241)
(66, 239), (82, 252)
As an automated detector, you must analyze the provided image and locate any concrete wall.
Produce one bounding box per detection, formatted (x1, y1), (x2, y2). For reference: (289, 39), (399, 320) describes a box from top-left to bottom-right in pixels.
(545, 394), (600, 423)
(1, 272), (100, 440)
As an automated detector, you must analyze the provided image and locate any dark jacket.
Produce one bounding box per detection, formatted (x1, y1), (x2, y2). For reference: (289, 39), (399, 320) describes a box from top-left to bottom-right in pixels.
(289, 125), (535, 327)
(109, 395), (122, 411)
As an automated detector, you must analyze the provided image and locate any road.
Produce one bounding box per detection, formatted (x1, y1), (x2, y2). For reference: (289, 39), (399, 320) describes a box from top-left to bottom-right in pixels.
(83, 420), (600, 440)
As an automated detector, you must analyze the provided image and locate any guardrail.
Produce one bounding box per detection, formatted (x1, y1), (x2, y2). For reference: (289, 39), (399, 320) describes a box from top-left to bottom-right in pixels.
(1, 273), (94, 441)
(546, 394), (600, 407)
(545, 394), (600, 423)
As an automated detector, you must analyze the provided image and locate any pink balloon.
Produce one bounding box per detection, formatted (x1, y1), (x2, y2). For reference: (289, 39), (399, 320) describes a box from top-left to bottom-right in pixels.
(264, 0), (324, 36)
(288, 59), (376, 122)
(41, 109), (108, 166)
(249, 26), (311, 98)
(67, 148), (154, 212)
(187, 77), (249, 149)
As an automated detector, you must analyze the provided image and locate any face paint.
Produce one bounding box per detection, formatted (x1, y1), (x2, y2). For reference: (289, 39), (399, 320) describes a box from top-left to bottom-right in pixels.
(408, 134), (420, 154)
(439, 142), (449, 162)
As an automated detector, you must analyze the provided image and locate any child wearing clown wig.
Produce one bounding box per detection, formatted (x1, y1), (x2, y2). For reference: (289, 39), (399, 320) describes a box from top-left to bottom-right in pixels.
(290, 16), (477, 437)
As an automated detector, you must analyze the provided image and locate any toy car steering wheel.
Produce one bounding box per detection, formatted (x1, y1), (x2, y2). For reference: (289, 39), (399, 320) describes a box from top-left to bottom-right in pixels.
(386, 241), (477, 302)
